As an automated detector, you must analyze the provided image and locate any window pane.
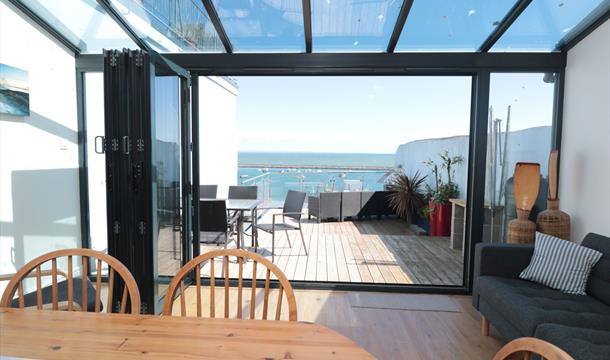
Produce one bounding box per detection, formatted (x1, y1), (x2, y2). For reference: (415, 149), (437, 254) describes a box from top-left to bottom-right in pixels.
(484, 73), (555, 244)
(109, 0), (224, 53)
(492, 0), (610, 51)
(212, 0), (304, 53)
(311, 0), (402, 52)
(396, 0), (517, 52)
(20, 0), (136, 53)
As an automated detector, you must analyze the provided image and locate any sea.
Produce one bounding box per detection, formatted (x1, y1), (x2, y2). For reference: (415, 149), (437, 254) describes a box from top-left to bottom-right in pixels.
(237, 152), (395, 201)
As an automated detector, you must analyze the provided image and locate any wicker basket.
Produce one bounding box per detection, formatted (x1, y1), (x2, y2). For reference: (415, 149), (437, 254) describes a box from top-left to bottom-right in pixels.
(537, 199), (570, 240)
(508, 209), (537, 244)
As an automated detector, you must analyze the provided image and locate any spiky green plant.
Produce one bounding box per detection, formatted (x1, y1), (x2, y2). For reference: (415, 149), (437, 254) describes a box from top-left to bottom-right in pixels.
(386, 171), (427, 224)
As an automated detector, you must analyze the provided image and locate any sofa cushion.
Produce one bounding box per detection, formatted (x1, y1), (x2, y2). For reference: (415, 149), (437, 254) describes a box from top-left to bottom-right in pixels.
(535, 323), (610, 360)
(582, 233), (610, 306)
(520, 232), (602, 295)
(477, 276), (610, 335)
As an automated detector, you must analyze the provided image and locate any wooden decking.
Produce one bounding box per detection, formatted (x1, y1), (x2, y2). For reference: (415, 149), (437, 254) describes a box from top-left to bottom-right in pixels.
(195, 210), (463, 286)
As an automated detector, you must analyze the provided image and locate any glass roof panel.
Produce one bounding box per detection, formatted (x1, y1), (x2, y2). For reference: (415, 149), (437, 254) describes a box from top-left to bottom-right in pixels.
(19, 0), (136, 53)
(492, 0), (610, 51)
(311, 0), (402, 52)
(109, 0), (224, 53)
(211, 0), (304, 53)
(396, 0), (517, 52)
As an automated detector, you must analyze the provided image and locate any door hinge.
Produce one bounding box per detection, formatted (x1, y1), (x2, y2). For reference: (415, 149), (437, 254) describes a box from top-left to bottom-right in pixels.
(113, 220), (120, 234)
(138, 221), (146, 235)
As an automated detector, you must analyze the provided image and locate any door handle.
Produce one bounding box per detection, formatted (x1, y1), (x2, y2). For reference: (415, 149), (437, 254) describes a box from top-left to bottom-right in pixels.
(122, 136), (131, 155)
(94, 136), (105, 154)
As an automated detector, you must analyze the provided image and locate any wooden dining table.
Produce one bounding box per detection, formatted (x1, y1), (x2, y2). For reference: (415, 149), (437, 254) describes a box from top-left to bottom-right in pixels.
(0, 307), (374, 359)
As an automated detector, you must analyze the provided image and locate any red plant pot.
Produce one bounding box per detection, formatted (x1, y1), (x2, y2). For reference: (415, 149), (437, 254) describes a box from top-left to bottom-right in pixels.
(429, 201), (452, 236)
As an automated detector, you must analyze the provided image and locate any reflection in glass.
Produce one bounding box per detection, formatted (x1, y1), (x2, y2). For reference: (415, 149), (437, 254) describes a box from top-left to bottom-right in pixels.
(396, 0), (517, 52)
(212, 0), (304, 53)
(153, 76), (182, 282)
(19, 0), (136, 53)
(485, 73), (555, 243)
(492, 0), (610, 51)
(311, 0), (402, 52)
(110, 0), (224, 52)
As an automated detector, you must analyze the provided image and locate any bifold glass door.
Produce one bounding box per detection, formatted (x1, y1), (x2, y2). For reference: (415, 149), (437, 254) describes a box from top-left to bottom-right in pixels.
(81, 50), (192, 313)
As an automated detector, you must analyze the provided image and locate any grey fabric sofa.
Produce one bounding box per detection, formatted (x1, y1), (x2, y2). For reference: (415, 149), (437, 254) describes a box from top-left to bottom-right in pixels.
(472, 233), (610, 360)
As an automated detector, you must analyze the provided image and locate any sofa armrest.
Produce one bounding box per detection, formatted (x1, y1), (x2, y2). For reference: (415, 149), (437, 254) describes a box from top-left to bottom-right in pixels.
(472, 243), (534, 309)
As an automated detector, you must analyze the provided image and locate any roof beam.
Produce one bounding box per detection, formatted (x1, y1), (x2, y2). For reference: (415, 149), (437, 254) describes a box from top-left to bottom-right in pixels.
(201, 0), (233, 53)
(386, 0), (414, 53)
(478, 0), (532, 52)
(557, 8), (610, 51)
(302, 0), (313, 53)
(7, 0), (80, 54)
(96, 0), (151, 52)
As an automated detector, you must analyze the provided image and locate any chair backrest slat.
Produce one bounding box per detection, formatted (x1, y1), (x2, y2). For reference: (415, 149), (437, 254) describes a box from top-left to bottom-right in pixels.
(120, 285), (128, 314)
(250, 261), (257, 319)
(17, 282), (24, 308)
(67, 257), (74, 311)
(162, 249), (297, 321)
(263, 268), (271, 320)
(210, 258), (215, 318)
(35, 266), (42, 310)
(224, 256), (229, 318)
(95, 258), (102, 312)
(107, 268), (115, 312)
(275, 285), (283, 320)
(195, 264), (202, 317)
(179, 281), (186, 316)
(0, 249), (140, 315)
(81, 256), (88, 312)
(51, 259), (58, 310)
(237, 257), (243, 319)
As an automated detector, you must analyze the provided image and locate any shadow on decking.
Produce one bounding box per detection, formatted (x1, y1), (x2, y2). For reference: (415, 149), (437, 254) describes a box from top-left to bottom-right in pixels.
(350, 218), (412, 236)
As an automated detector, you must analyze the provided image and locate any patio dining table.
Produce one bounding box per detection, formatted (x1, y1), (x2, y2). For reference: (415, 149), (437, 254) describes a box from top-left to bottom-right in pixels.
(200, 198), (262, 249)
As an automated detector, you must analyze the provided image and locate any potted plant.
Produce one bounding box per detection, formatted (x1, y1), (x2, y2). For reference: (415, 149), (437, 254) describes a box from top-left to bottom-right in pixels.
(424, 150), (464, 236)
(385, 170), (427, 225)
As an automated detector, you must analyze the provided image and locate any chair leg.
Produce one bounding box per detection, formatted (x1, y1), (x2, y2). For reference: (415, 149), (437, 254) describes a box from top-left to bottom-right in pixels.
(299, 228), (308, 255)
(482, 316), (489, 336)
(271, 231), (275, 263)
(285, 230), (292, 248)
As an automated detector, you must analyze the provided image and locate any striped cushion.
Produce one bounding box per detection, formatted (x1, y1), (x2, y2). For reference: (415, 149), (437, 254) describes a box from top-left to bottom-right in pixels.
(520, 232), (603, 295)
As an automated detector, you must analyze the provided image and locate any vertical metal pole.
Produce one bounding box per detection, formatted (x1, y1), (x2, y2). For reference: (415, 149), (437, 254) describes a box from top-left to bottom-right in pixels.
(464, 70), (490, 292)
(191, 76), (201, 259)
(76, 69), (91, 252)
(180, 76), (193, 265)
(551, 71), (565, 178)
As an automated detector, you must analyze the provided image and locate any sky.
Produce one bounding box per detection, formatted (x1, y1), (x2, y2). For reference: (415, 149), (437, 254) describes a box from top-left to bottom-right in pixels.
(235, 74), (555, 154)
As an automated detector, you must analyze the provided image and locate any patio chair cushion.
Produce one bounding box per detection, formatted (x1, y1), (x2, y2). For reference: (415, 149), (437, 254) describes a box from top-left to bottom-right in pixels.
(477, 276), (610, 335)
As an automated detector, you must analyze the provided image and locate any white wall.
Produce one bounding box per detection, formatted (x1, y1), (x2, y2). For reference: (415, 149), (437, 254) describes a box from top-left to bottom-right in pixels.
(559, 20), (610, 241)
(0, 2), (81, 290)
(199, 76), (239, 199)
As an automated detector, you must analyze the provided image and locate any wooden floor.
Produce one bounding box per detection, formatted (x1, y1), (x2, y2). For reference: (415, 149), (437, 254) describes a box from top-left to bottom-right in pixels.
(191, 210), (463, 285)
(174, 288), (505, 360)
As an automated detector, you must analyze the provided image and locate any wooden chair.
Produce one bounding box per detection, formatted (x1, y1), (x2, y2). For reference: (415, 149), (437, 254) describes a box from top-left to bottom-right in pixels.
(492, 337), (574, 360)
(0, 248), (140, 314)
(162, 249), (297, 321)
